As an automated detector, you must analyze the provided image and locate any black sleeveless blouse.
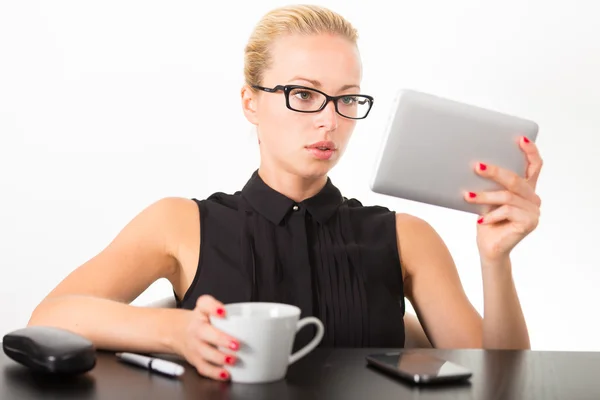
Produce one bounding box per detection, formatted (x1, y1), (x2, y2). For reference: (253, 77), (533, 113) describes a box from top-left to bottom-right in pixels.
(176, 170), (406, 349)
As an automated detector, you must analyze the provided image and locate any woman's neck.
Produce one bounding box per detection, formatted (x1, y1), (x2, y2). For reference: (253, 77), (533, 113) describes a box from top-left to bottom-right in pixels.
(257, 166), (328, 203)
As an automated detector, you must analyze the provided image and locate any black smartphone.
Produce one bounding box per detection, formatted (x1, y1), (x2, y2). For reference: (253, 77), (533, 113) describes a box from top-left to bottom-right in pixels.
(366, 351), (472, 385)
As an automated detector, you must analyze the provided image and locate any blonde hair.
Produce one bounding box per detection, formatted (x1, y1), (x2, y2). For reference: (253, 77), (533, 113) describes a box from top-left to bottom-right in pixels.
(244, 4), (359, 87)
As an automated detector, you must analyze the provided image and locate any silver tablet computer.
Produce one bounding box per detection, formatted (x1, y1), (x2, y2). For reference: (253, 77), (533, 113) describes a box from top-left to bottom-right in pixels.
(370, 89), (539, 215)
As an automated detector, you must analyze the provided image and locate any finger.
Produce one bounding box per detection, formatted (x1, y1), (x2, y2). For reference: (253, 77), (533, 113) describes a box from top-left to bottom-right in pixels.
(197, 342), (237, 367)
(191, 357), (231, 381)
(520, 136), (543, 187)
(464, 190), (540, 211)
(195, 295), (226, 318)
(199, 323), (241, 352)
(475, 162), (538, 204)
(477, 204), (540, 233)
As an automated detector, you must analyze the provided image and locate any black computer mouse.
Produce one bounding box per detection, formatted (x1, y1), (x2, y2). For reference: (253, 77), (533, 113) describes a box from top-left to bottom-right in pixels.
(2, 326), (96, 375)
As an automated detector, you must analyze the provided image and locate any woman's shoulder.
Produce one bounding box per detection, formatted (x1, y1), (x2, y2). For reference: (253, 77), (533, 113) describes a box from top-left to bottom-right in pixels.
(342, 196), (393, 214)
(340, 196), (398, 222)
(141, 196), (200, 222)
(190, 191), (247, 235)
(191, 191), (243, 216)
(135, 194), (243, 241)
(341, 197), (432, 235)
(338, 197), (400, 242)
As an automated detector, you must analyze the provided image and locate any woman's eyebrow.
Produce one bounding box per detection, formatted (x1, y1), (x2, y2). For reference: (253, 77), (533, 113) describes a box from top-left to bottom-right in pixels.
(288, 76), (361, 91)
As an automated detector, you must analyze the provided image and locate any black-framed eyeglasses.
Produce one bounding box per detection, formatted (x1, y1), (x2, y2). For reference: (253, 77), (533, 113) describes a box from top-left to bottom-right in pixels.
(252, 84), (374, 120)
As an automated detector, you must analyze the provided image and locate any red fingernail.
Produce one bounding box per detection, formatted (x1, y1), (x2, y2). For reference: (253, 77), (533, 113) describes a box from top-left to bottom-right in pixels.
(523, 136), (530, 143)
(477, 217), (484, 224)
(468, 192), (477, 198)
(229, 341), (239, 351)
(216, 308), (225, 316)
(220, 371), (229, 380)
(225, 356), (235, 365)
(479, 163), (487, 171)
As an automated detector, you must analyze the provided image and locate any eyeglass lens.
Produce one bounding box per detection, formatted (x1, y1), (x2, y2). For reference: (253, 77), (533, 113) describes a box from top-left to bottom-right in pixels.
(287, 87), (370, 118)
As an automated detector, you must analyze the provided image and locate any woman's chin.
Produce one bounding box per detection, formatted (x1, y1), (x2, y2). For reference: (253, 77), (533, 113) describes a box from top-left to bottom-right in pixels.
(296, 159), (338, 179)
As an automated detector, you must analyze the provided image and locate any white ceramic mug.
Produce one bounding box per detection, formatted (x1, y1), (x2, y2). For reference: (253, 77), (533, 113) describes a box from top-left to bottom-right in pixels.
(209, 302), (324, 383)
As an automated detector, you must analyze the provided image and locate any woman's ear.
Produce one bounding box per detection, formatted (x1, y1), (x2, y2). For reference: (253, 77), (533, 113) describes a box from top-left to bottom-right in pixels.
(241, 85), (259, 126)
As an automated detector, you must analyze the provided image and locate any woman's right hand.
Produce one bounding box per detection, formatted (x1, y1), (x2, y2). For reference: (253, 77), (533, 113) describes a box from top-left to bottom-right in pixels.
(175, 295), (239, 381)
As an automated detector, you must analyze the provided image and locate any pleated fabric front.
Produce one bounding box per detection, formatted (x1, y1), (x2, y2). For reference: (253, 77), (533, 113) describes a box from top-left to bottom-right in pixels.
(177, 170), (406, 350)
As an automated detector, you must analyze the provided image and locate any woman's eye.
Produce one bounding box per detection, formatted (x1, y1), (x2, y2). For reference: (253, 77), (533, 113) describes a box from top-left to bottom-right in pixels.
(294, 91), (311, 100)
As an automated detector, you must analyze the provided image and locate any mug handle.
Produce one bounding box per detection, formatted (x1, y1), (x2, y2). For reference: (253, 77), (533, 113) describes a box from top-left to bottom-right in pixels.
(288, 317), (324, 365)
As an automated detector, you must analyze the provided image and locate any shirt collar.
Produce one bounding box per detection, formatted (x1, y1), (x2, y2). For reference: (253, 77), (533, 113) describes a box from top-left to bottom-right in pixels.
(240, 170), (344, 225)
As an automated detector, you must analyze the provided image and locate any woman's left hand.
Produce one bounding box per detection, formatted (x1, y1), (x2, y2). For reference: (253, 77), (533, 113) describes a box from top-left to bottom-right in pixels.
(464, 136), (543, 263)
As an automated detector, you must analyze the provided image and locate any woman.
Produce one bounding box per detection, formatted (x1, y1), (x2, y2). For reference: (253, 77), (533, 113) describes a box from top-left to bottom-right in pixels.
(28, 4), (543, 381)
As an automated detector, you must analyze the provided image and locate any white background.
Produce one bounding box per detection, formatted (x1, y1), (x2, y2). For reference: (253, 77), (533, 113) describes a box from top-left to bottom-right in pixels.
(1, 0), (598, 351)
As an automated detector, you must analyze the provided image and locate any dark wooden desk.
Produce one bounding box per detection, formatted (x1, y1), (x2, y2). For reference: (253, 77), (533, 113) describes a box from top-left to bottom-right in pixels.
(2, 348), (600, 399)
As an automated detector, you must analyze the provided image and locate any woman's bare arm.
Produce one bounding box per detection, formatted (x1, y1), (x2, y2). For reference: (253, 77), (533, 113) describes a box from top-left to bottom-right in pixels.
(27, 197), (200, 354)
(397, 212), (530, 349)
(397, 213), (484, 349)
